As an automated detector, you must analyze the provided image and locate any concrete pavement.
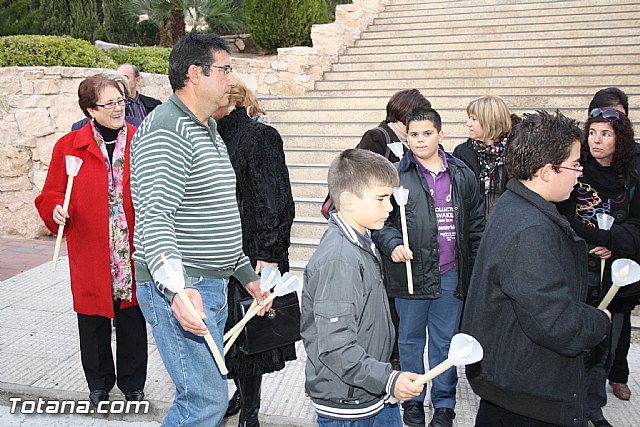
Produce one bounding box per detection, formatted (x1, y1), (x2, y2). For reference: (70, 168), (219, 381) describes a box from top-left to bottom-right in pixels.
(0, 237), (639, 426)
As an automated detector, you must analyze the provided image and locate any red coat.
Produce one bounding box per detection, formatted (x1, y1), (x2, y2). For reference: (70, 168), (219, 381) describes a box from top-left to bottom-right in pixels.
(35, 122), (138, 317)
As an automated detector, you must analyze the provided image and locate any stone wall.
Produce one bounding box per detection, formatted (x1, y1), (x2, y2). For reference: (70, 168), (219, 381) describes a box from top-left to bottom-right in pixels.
(0, 66), (172, 238)
(0, 0), (388, 238)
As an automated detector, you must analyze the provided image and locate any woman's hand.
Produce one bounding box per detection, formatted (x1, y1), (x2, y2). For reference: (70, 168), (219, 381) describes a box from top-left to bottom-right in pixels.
(590, 246), (612, 260)
(255, 260), (278, 274)
(53, 205), (69, 226)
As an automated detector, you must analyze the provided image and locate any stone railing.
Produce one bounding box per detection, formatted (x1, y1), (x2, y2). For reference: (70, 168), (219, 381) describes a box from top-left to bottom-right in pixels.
(234, 0), (389, 95)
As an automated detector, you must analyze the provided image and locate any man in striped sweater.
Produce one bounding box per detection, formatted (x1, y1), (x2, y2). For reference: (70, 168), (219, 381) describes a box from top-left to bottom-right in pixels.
(130, 33), (269, 426)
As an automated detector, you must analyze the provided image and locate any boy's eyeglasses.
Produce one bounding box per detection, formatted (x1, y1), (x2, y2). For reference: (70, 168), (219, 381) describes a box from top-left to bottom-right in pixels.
(95, 99), (126, 109)
(201, 64), (234, 76)
(589, 108), (620, 121)
(551, 164), (583, 177)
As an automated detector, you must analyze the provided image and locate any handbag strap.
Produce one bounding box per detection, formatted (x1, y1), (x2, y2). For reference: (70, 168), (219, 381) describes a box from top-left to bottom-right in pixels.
(375, 126), (392, 159)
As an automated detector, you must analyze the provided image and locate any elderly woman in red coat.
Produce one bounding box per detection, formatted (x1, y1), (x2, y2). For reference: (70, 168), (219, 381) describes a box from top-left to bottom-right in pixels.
(35, 75), (147, 407)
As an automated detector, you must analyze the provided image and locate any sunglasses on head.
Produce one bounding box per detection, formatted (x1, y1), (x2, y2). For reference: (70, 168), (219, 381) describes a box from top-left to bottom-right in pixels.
(589, 108), (620, 121)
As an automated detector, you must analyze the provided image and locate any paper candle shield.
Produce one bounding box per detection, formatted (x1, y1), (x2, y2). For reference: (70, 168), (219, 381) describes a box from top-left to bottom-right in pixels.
(156, 256), (186, 293)
(387, 142), (404, 159)
(596, 213), (615, 231)
(393, 186), (409, 205)
(448, 333), (483, 366)
(65, 155), (83, 177)
(260, 265), (281, 292)
(611, 259), (640, 286)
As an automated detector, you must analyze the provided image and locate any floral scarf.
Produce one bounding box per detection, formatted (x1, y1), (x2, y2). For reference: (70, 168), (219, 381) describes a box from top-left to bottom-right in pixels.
(472, 136), (507, 193)
(90, 121), (133, 301)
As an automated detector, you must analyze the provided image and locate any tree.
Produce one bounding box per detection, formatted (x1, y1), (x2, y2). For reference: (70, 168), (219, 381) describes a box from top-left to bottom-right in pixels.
(245, 0), (328, 52)
(40, 0), (71, 36)
(69, 0), (99, 42)
(0, 0), (42, 36)
(103, 0), (138, 45)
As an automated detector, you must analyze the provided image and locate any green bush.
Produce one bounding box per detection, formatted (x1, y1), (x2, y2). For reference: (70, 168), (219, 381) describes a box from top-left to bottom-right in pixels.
(136, 19), (161, 46)
(107, 47), (170, 74)
(40, 0), (70, 36)
(0, 0), (42, 36)
(245, 0), (328, 52)
(0, 35), (116, 67)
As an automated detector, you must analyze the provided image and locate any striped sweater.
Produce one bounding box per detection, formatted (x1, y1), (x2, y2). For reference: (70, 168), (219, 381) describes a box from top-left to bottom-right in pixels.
(130, 94), (258, 300)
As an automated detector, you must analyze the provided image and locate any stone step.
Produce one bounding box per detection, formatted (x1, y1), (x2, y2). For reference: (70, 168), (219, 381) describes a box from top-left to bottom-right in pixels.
(263, 94), (640, 111)
(293, 197), (326, 219)
(271, 107), (593, 125)
(290, 180), (329, 198)
(324, 64), (640, 82)
(331, 54), (638, 72)
(345, 36), (640, 55)
(367, 10), (640, 32)
(313, 74), (638, 91)
(289, 238), (321, 262)
(291, 217), (328, 240)
(338, 44), (640, 62)
(285, 148), (341, 165)
(288, 164), (329, 181)
(305, 85), (640, 99)
(375, 2), (640, 22)
(354, 27), (640, 47)
(281, 135), (362, 150)
(385, 0), (638, 13)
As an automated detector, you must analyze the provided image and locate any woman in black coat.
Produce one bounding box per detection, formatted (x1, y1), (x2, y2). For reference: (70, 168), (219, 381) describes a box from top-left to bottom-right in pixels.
(214, 81), (296, 427)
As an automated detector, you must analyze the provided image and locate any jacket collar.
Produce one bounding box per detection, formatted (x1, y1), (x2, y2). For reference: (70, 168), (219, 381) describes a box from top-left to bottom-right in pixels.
(507, 179), (582, 242)
(329, 213), (378, 257)
(397, 148), (464, 173)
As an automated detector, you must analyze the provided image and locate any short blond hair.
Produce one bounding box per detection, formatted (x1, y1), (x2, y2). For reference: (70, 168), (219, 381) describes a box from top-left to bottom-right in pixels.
(228, 75), (266, 117)
(466, 95), (512, 143)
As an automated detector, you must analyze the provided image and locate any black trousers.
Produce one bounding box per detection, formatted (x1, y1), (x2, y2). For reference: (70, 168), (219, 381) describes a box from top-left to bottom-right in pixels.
(475, 399), (564, 427)
(608, 310), (631, 383)
(77, 300), (148, 393)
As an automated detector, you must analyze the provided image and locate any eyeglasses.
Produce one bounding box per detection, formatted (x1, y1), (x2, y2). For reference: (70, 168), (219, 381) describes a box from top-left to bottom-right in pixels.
(589, 108), (620, 121)
(201, 64), (234, 76)
(95, 98), (126, 109)
(551, 164), (583, 177)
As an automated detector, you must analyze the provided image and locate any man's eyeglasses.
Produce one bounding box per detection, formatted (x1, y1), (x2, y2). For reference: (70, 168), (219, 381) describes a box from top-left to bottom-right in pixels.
(589, 108), (620, 122)
(551, 164), (583, 177)
(95, 98), (126, 109)
(201, 64), (233, 76)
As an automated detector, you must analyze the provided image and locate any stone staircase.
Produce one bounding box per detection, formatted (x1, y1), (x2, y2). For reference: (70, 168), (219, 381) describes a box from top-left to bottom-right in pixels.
(260, 0), (640, 270)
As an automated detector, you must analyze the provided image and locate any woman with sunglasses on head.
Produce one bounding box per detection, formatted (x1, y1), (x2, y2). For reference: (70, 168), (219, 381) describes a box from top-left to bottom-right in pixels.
(35, 75), (147, 408)
(453, 95), (518, 217)
(557, 107), (640, 427)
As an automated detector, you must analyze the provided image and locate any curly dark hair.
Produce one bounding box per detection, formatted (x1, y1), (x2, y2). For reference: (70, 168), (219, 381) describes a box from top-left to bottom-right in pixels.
(583, 111), (636, 179)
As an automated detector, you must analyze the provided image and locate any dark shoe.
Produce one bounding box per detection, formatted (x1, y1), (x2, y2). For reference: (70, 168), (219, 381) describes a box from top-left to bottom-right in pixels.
(89, 390), (109, 407)
(402, 401), (425, 427)
(238, 375), (262, 427)
(590, 418), (613, 427)
(429, 408), (455, 427)
(125, 390), (145, 401)
(610, 381), (631, 400)
(390, 358), (401, 371)
(224, 389), (241, 418)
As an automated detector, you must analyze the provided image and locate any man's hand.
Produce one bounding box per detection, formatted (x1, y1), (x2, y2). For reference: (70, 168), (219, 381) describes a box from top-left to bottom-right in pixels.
(590, 246), (612, 260)
(53, 205), (68, 226)
(255, 260), (278, 275)
(246, 279), (272, 316)
(171, 288), (208, 336)
(393, 372), (424, 401)
(391, 245), (413, 263)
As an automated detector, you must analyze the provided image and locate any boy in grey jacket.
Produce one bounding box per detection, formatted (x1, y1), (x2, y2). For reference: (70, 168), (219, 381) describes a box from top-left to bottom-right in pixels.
(301, 149), (423, 426)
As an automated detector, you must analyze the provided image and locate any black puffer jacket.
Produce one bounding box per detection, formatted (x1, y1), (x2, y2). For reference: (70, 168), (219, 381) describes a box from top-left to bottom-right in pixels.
(373, 150), (485, 299)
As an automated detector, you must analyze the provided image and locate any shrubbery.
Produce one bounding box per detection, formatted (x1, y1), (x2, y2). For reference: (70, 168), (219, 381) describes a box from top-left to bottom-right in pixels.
(245, 0), (328, 52)
(107, 47), (171, 74)
(0, 35), (116, 68)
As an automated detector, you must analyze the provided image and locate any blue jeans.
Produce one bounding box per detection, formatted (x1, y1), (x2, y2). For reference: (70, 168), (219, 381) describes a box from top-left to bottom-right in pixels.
(395, 269), (462, 409)
(137, 277), (229, 427)
(316, 403), (402, 427)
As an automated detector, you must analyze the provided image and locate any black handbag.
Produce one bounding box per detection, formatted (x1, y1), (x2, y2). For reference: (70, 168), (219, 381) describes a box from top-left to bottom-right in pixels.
(237, 292), (301, 355)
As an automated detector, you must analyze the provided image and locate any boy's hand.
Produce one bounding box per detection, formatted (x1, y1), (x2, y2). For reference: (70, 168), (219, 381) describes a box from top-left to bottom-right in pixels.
(393, 372), (424, 401)
(590, 246), (611, 260)
(391, 245), (413, 263)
